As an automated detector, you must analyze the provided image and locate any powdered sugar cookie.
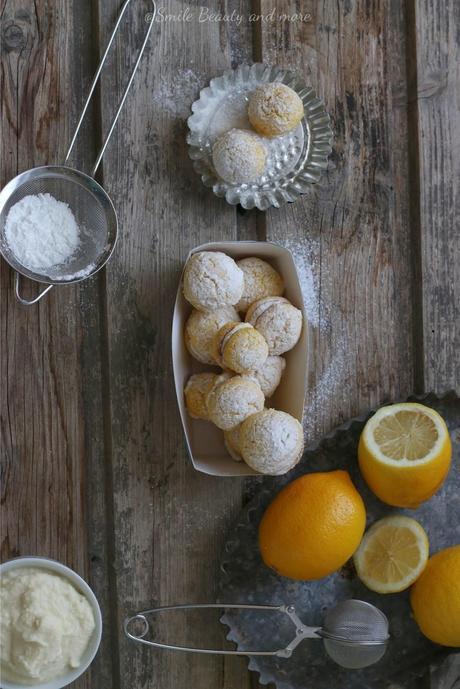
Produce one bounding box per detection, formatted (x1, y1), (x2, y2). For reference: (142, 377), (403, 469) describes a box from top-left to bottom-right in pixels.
(224, 424), (243, 462)
(236, 257), (284, 313)
(248, 83), (304, 137)
(240, 408), (304, 475)
(246, 296), (302, 355)
(212, 129), (266, 185)
(206, 375), (264, 431)
(185, 306), (240, 365)
(183, 251), (244, 311)
(184, 372), (218, 420)
(249, 355), (286, 398)
(212, 322), (268, 374)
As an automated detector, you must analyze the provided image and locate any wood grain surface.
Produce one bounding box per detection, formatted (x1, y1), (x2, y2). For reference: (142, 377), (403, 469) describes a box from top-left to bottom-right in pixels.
(258, 0), (415, 440)
(0, 1), (459, 688)
(0, 2), (106, 687)
(414, 0), (460, 394)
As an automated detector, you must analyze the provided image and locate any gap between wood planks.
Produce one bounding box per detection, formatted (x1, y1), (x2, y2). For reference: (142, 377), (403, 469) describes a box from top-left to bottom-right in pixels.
(250, 0), (268, 245)
(405, 0), (425, 395)
(83, 1), (122, 687)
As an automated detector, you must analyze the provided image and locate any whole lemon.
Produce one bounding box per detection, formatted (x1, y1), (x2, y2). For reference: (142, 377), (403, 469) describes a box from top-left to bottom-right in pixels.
(258, 470), (366, 580)
(410, 544), (460, 647)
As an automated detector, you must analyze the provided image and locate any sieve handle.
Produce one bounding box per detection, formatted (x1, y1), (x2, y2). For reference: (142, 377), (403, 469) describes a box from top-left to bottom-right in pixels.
(64, 0), (157, 177)
(124, 603), (321, 658)
(14, 272), (53, 305)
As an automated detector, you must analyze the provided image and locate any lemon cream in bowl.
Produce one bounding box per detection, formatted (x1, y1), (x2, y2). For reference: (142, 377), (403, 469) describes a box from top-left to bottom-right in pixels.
(0, 558), (102, 689)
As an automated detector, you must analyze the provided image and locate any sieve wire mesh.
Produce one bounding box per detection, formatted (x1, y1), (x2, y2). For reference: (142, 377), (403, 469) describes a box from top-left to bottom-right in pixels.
(0, 166), (117, 284)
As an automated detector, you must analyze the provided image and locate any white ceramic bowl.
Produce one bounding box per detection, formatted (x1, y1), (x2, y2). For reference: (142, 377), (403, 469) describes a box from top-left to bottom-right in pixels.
(0, 557), (102, 689)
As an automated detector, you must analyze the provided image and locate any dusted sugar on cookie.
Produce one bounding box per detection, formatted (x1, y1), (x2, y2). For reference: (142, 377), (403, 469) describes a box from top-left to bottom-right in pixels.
(240, 408), (304, 475)
(184, 372), (218, 420)
(224, 424), (243, 462)
(212, 322), (268, 374)
(248, 83), (304, 137)
(185, 306), (240, 365)
(246, 296), (303, 355)
(206, 375), (264, 430)
(183, 251), (244, 311)
(212, 129), (267, 185)
(236, 257), (285, 313)
(249, 355), (286, 398)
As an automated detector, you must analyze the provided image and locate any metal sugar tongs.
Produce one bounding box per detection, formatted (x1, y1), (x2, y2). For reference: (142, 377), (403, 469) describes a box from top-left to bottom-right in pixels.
(0, 0), (156, 304)
(124, 599), (390, 670)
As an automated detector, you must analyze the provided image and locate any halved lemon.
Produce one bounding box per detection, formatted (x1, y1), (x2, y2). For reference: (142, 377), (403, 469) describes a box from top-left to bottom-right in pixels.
(354, 515), (429, 593)
(358, 403), (451, 508)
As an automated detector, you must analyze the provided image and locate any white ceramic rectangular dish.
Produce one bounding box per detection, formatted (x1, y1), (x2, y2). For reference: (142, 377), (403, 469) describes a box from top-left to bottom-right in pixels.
(172, 241), (309, 476)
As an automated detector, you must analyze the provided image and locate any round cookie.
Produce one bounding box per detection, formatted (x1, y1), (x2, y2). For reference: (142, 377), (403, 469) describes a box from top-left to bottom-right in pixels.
(249, 355), (286, 398)
(240, 409), (304, 475)
(183, 251), (244, 311)
(224, 424), (243, 462)
(212, 129), (267, 185)
(248, 83), (304, 137)
(236, 257), (285, 313)
(185, 306), (240, 365)
(246, 296), (302, 355)
(184, 372), (218, 420)
(206, 375), (264, 431)
(212, 322), (268, 374)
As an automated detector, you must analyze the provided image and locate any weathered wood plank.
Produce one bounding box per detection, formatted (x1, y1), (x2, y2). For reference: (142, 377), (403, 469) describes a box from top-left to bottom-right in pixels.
(414, 0), (460, 395)
(0, 2), (112, 686)
(414, 0), (460, 682)
(1, 2), (458, 689)
(256, 1), (459, 688)
(258, 0), (415, 445)
(95, 1), (254, 687)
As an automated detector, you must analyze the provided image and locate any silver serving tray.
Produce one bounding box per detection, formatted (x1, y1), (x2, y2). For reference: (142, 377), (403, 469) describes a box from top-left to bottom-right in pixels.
(187, 63), (333, 211)
(218, 392), (460, 689)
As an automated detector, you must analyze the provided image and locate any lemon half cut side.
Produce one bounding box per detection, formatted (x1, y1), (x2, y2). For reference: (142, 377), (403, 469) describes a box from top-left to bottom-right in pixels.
(354, 515), (429, 594)
(358, 403), (452, 508)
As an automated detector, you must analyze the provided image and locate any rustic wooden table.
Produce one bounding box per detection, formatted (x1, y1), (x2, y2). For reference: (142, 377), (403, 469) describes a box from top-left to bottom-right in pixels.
(1, 1), (459, 687)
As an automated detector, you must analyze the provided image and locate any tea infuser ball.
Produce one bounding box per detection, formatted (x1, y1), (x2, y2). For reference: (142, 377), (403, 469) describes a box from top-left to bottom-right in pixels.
(124, 599), (390, 669)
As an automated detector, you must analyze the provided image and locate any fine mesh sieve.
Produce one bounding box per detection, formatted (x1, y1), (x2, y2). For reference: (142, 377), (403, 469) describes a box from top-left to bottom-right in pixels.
(0, 0), (156, 305)
(0, 167), (116, 295)
(124, 600), (390, 670)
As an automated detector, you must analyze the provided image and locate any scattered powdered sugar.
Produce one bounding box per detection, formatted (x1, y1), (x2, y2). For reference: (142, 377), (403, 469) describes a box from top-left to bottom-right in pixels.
(5, 193), (80, 271)
(274, 237), (349, 441)
(52, 262), (97, 282)
(155, 68), (207, 119)
(303, 342), (348, 441)
(277, 237), (324, 329)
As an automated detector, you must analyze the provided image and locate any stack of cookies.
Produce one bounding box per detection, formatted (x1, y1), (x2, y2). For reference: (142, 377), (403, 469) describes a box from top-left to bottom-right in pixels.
(211, 83), (306, 185)
(182, 250), (305, 476)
